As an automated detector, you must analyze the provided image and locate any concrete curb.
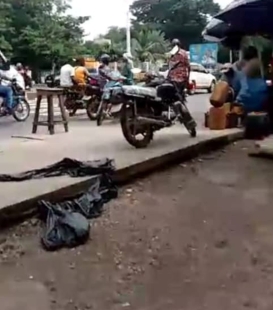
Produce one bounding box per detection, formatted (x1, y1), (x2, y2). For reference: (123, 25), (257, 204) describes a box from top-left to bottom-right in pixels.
(0, 130), (243, 228)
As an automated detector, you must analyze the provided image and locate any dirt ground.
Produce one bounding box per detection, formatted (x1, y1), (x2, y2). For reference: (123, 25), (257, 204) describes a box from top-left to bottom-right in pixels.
(2, 140), (273, 309)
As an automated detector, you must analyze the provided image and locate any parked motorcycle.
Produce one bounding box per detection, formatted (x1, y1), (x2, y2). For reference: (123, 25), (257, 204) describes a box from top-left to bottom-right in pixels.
(114, 79), (197, 148)
(0, 78), (30, 121)
(63, 76), (101, 120)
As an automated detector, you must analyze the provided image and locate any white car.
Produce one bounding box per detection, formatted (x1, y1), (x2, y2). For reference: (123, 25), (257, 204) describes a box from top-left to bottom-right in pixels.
(159, 62), (216, 95)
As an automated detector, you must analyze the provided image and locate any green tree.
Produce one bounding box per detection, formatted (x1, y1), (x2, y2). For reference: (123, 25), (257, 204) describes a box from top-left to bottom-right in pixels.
(0, 0), (88, 70)
(83, 41), (103, 58)
(131, 0), (220, 49)
(98, 26), (169, 61)
(131, 29), (169, 62)
(0, 0), (13, 55)
(104, 27), (126, 43)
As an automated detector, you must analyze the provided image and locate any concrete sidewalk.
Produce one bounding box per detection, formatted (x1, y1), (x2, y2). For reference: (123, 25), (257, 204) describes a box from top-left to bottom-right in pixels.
(0, 122), (242, 224)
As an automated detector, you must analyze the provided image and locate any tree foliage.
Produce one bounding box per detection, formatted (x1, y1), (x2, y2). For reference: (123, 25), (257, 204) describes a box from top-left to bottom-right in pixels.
(131, 29), (169, 61)
(131, 0), (220, 49)
(0, 0), (88, 69)
(84, 26), (169, 62)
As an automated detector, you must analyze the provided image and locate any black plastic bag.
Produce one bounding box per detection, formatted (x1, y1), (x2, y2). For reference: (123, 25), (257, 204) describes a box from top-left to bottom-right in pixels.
(0, 157), (115, 182)
(39, 174), (118, 220)
(40, 202), (90, 251)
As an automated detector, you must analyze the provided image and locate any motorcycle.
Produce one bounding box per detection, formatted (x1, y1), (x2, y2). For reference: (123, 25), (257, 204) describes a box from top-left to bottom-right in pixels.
(0, 78), (30, 121)
(96, 73), (127, 126)
(63, 76), (101, 120)
(113, 77), (197, 148)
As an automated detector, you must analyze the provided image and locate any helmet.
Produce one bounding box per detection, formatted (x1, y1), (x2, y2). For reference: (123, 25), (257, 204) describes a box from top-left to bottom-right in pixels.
(100, 54), (110, 64)
(171, 39), (181, 47)
(16, 62), (23, 69)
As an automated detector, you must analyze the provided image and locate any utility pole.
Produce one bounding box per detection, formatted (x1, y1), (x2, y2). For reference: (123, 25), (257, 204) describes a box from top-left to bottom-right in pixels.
(126, 0), (131, 55)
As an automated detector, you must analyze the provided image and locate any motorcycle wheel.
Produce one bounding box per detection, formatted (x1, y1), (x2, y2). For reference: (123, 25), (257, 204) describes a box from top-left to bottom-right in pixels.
(120, 102), (154, 148)
(86, 97), (99, 121)
(175, 101), (197, 137)
(96, 100), (106, 126)
(12, 98), (30, 122)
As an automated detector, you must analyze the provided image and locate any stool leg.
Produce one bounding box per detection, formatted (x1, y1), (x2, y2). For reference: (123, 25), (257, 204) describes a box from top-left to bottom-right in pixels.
(58, 95), (68, 132)
(47, 95), (54, 134)
(32, 95), (42, 133)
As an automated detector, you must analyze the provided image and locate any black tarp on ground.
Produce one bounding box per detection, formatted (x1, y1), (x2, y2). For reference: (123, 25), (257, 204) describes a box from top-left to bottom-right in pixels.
(0, 158), (118, 250)
(0, 157), (115, 181)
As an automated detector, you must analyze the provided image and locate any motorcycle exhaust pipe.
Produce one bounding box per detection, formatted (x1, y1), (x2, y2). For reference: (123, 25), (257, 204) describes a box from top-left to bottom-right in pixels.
(136, 116), (166, 126)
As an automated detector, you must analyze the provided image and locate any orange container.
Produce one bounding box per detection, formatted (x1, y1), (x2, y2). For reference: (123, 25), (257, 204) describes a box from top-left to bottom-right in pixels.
(223, 102), (231, 114)
(208, 106), (227, 130)
(209, 81), (230, 107)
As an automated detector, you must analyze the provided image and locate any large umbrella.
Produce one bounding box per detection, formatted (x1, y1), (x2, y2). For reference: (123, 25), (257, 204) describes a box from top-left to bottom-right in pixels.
(202, 18), (245, 49)
(214, 0), (273, 35)
(202, 18), (231, 42)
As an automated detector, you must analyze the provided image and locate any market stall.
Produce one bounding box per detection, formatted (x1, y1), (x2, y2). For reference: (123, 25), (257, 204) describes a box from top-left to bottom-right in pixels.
(203, 0), (273, 137)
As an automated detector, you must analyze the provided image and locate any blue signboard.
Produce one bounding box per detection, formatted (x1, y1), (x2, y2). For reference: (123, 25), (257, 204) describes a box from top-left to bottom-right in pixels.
(189, 43), (218, 69)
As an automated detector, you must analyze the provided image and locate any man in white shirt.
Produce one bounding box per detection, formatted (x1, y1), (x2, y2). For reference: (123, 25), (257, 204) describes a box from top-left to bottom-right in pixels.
(3, 65), (25, 90)
(0, 64), (25, 113)
(60, 62), (75, 87)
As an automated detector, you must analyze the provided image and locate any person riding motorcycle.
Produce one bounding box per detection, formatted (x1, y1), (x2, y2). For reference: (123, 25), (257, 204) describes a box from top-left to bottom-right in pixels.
(73, 57), (91, 87)
(60, 60), (75, 88)
(98, 54), (124, 100)
(0, 62), (25, 114)
(98, 54), (113, 89)
(73, 57), (95, 100)
(0, 73), (13, 114)
(97, 54), (126, 120)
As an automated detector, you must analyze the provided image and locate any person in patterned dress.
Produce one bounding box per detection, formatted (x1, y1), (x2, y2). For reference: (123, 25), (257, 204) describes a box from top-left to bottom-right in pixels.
(168, 39), (190, 97)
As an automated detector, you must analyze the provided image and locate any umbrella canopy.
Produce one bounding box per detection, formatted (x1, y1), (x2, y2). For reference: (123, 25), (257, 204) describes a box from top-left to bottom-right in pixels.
(214, 0), (273, 35)
(202, 18), (231, 42)
(202, 18), (245, 49)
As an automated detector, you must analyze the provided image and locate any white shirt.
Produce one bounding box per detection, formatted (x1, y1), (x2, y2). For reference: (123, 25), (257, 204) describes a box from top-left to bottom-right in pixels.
(0, 65), (25, 90)
(60, 64), (74, 87)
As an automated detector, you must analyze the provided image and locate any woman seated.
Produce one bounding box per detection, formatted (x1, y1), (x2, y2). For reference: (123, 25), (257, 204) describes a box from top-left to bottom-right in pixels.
(236, 47), (268, 113)
(222, 47), (268, 113)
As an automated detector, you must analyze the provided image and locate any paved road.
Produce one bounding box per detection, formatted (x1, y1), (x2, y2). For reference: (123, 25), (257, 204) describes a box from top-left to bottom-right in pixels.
(0, 92), (210, 140)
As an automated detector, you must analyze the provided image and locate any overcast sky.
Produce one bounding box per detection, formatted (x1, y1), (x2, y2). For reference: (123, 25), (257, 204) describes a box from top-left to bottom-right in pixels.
(70, 0), (232, 40)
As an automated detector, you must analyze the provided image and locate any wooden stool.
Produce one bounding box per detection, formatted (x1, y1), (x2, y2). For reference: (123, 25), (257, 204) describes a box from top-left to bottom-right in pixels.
(32, 87), (68, 135)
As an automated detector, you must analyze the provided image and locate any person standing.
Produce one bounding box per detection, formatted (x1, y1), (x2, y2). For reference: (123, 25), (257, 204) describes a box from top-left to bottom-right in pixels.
(167, 39), (196, 133)
(168, 39), (190, 94)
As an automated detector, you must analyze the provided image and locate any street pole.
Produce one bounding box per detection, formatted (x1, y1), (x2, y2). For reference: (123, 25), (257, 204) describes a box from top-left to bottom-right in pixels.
(126, 0), (131, 55)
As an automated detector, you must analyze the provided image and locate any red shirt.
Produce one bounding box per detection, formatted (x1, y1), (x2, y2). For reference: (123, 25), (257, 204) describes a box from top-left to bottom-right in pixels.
(168, 49), (190, 83)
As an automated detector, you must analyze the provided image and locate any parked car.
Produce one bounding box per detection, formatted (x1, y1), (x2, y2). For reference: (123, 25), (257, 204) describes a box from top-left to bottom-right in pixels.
(159, 62), (216, 95)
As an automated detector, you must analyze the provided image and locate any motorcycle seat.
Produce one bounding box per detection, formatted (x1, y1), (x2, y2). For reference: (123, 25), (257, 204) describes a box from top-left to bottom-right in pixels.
(158, 83), (174, 88)
(122, 85), (157, 98)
